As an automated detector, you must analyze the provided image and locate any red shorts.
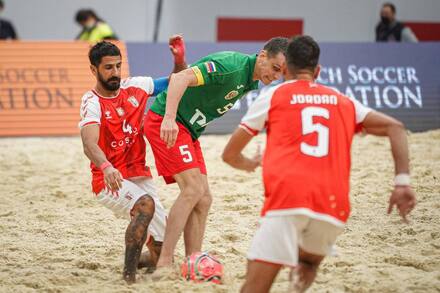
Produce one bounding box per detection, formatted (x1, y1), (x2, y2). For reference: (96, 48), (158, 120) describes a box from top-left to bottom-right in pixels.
(144, 110), (207, 184)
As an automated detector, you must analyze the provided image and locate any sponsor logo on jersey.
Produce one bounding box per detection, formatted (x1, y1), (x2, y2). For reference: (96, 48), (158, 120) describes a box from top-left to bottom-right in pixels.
(110, 137), (133, 148)
(217, 102), (234, 114)
(122, 119), (133, 134)
(224, 90), (239, 100)
(84, 94), (94, 103)
(116, 107), (125, 116)
(128, 96), (139, 108)
(111, 120), (139, 148)
(104, 110), (112, 119)
(204, 62), (217, 73)
(125, 192), (133, 200)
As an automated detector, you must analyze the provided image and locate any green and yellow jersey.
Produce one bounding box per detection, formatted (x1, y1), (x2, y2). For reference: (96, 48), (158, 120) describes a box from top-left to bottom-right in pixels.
(150, 51), (259, 139)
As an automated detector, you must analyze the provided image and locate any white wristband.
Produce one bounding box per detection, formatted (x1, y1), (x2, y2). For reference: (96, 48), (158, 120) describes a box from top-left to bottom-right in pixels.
(394, 174), (410, 186)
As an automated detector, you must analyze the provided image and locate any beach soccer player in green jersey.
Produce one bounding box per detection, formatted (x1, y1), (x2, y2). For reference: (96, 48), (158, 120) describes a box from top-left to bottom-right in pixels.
(143, 37), (289, 275)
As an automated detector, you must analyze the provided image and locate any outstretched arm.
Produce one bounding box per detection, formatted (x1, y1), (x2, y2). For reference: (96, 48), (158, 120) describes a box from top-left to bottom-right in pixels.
(362, 111), (408, 174)
(222, 85), (274, 171)
(222, 128), (261, 172)
(152, 77), (169, 96)
(80, 124), (123, 191)
(169, 34), (188, 73)
(160, 68), (199, 148)
(362, 111), (416, 222)
(149, 35), (187, 97)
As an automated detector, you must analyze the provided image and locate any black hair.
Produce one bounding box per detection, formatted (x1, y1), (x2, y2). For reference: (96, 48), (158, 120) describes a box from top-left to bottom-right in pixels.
(382, 2), (396, 14)
(88, 41), (121, 66)
(286, 35), (320, 73)
(75, 9), (101, 24)
(263, 37), (289, 58)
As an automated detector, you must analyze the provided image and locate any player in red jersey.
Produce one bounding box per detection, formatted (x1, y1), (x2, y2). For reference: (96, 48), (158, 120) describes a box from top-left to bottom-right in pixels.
(79, 36), (186, 284)
(222, 36), (416, 293)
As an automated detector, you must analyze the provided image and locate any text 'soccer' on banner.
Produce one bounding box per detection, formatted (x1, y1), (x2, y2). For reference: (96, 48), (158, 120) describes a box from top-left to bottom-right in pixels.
(0, 41), (129, 136)
(127, 42), (439, 134)
(211, 43), (440, 133)
(315, 43), (440, 132)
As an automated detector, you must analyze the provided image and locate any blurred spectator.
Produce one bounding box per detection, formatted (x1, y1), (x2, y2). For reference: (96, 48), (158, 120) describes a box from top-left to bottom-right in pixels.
(375, 2), (418, 42)
(0, 0), (18, 40)
(75, 9), (117, 42)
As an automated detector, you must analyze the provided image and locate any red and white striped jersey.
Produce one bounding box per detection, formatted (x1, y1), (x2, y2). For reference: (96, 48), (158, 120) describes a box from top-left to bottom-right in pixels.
(79, 77), (155, 193)
(240, 80), (372, 226)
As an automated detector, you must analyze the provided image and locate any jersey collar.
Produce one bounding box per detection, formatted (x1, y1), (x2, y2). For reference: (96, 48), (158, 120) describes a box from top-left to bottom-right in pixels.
(247, 54), (258, 87)
(92, 88), (120, 99)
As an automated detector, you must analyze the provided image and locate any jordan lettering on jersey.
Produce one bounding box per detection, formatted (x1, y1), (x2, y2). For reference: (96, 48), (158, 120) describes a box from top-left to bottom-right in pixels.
(78, 76), (155, 193)
(290, 94), (338, 105)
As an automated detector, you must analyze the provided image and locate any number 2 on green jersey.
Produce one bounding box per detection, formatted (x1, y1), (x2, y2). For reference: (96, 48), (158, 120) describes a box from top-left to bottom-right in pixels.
(189, 109), (207, 127)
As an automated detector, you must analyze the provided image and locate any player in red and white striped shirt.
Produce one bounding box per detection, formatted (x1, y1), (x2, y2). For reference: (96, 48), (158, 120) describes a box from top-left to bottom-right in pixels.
(222, 36), (416, 293)
(79, 37), (186, 283)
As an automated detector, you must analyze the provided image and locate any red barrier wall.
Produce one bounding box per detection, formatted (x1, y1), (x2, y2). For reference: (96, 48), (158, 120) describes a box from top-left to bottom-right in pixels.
(217, 17), (303, 41)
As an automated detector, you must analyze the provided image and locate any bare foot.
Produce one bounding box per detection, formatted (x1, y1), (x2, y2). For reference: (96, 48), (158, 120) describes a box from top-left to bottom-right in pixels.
(138, 251), (156, 273)
(123, 270), (136, 285)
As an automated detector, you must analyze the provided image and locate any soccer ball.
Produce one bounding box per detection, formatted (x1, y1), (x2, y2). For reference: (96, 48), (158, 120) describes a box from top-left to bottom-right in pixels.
(181, 252), (223, 284)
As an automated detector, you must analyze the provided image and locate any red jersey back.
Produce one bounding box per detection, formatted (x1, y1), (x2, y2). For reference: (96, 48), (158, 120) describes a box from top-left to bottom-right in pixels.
(240, 80), (372, 226)
(79, 77), (155, 193)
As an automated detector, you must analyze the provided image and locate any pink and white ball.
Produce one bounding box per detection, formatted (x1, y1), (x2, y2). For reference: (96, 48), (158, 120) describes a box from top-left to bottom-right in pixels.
(181, 252), (223, 284)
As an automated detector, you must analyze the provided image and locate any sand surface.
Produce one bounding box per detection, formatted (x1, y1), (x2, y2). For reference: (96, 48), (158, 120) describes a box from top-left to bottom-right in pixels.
(0, 131), (439, 292)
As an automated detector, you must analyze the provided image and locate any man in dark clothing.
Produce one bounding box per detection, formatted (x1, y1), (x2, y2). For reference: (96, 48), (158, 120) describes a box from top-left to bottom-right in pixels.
(375, 2), (417, 42)
(0, 0), (17, 40)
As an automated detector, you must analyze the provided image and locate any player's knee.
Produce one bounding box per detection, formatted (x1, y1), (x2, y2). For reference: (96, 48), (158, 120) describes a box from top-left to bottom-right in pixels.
(181, 184), (205, 204)
(196, 184), (212, 209)
(221, 150), (233, 164)
(241, 275), (262, 293)
(133, 195), (155, 216)
(199, 190), (212, 210)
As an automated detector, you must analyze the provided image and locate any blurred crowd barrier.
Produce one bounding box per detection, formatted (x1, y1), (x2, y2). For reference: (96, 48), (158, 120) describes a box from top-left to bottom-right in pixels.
(127, 42), (440, 133)
(0, 41), (438, 137)
(0, 41), (129, 136)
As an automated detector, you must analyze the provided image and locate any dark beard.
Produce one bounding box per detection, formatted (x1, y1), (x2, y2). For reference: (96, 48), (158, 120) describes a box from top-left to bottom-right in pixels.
(98, 72), (121, 91)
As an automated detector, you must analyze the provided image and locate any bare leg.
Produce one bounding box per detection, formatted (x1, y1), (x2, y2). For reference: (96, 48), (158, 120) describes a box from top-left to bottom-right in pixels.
(123, 195), (155, 284)
(241, 260), (282, 293)
(155, 168), (205, 268)
(183, 174), (212, 256)
(137, 239), (162, 272)
(289, 248), (324, 292)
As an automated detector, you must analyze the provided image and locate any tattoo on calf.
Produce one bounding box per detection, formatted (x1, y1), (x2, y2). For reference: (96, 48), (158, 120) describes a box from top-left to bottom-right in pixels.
(123, 211), (153, 283)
